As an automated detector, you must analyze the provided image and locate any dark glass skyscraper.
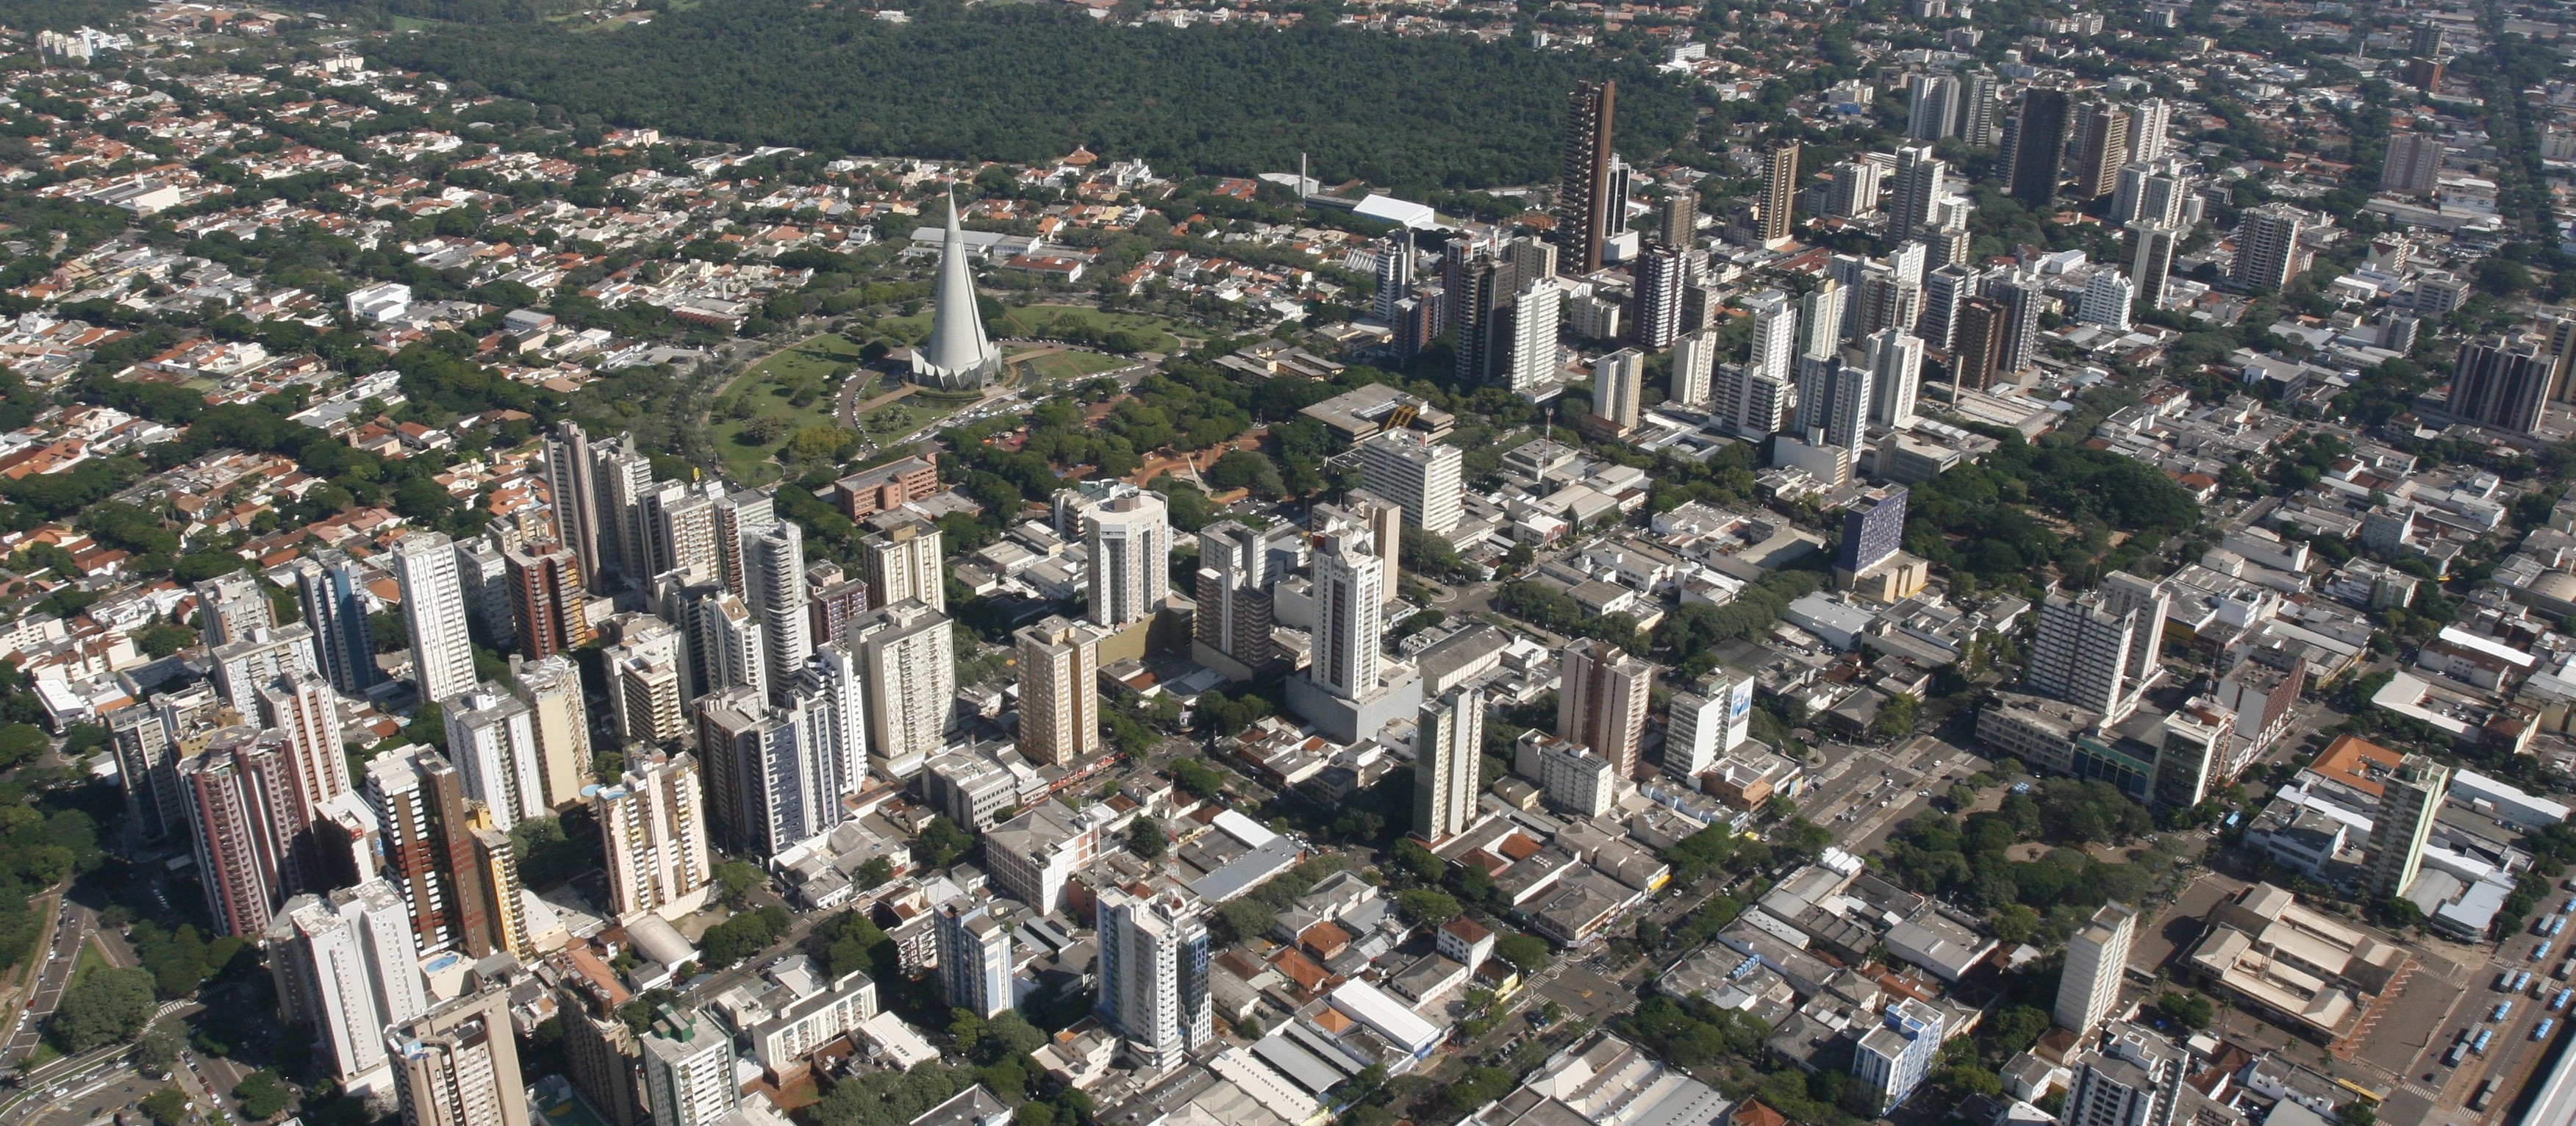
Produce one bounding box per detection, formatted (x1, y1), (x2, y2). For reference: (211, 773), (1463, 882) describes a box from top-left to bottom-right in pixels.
(2006, 87), (2072, 207)
(1628, 242), (1688, 351)
(1837, 487), (1909, 576)
(2450, 337), (2554, 435)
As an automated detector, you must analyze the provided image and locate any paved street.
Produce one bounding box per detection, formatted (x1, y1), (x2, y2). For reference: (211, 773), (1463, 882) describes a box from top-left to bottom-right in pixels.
(6, 1056), (158, 1126)
(0, 1030), (162, 1126)
(1, 897), (90, 1071)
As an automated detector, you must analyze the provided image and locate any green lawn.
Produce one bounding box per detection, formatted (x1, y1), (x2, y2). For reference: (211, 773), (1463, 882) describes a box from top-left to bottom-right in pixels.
(870, 303), (1195, 356)
(851, 399), (936, 440)
(69, 938), (108, 986)
(709, 333), (866, 486)
(851, 385), (983, 442)
(1012, 348), (1129, 386)
(995, 305), (1193, 354)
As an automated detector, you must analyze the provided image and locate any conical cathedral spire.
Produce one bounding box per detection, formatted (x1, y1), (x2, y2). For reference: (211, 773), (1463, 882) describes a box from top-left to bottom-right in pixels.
(912, 187), (1004, 390)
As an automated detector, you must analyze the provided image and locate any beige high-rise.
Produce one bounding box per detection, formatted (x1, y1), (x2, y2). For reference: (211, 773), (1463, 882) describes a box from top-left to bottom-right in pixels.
(509, 654), (593, 810)
(602, 615), (687, 745)
(1595, 348), (1645, 432)
(2070, 102), (2130, 200)
(1016, 616), (1103, 766)
(861, 520), (945, 613)
(388, 989), (528, 1126)
(1412, 688), (1484, 843)
(2366, 754), (2452, 897)
(2230, 203), (2307, 291)
(856, 601), (956, 773)
(1319, 492), (1403, 603)
(597, 747), (711, 924)
(1558, 639), (1653, 778)
(465, 806), (532, 959)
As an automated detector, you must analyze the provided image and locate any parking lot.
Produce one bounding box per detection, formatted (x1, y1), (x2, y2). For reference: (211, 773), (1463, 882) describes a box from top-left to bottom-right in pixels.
(2419, 902), (2575, 1122)
(1534, 965), (1637, 1028)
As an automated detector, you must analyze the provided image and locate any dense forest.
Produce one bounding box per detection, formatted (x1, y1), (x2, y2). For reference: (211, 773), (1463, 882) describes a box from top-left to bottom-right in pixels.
(363, 0), (1697, 190)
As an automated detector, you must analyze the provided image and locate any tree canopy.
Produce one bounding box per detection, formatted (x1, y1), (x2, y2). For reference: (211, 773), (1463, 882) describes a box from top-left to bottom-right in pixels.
(371, 1), (1697, 190)
(1879, 781), (2161, 917)
(51, 967), (157, 1052)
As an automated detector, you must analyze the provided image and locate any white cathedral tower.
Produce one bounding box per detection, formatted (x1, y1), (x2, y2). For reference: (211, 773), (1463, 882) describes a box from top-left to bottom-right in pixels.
(911, 190), (1006, 390)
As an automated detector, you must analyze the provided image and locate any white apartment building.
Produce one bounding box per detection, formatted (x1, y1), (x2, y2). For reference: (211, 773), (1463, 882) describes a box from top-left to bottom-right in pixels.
(392, 531), (477, 703)
(1359, 430), (1464, 534)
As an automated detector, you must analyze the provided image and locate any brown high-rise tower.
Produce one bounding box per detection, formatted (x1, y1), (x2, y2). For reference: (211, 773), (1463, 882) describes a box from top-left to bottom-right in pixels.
(366, 748), (498, 958)
(1556, 81), (1617, 274)
(1761, 141), (1801, 246)
(505, 541), (591, 660)
(1952, 298), (2008, 393)
(2069, 102), (2130, 200)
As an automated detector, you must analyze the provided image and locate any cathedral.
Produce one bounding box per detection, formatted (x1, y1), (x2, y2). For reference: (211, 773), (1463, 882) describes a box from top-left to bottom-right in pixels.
(911, 191), (1005, 390)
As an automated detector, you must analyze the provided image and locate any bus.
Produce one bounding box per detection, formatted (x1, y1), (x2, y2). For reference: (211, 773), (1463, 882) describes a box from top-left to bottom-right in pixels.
(2501, 971), (2521, 991)
(2444, 1042), (2467, 1066)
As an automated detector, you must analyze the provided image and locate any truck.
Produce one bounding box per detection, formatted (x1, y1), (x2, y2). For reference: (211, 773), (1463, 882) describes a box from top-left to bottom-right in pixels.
(2494, 1001), (2515, 1022)
(2539, 1018), (2558, 1041)
(2476, 1029), (2496, 1053)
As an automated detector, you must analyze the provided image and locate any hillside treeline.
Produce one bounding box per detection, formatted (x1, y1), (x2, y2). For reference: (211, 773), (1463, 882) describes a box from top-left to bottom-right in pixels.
(367, 0), (1697, 190)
